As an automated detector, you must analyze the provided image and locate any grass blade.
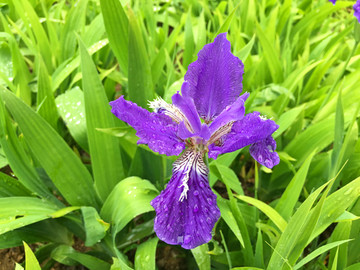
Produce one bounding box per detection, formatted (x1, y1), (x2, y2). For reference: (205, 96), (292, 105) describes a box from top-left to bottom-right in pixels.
(128, 8), (154, 107)
(79, 38), (125, 201)
(0, 89), (99, 208)
(100, 0), (128, 75)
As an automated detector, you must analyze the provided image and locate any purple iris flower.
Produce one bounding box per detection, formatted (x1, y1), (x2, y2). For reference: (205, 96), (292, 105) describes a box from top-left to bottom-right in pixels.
(110, 33), (279, 249)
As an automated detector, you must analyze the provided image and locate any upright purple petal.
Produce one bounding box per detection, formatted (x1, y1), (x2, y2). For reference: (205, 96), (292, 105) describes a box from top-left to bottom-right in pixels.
(110, 96), (185, 156)
(329, 0), (336, 5)
(208, 112), (278, 161)
(183, 33), (244, 122)
(354, 0), (360, 23)
(250, 136), (280, 169)
(151, 150), (220, 249)
(172, 83), (202, 134)
(208, 93), (249, 135)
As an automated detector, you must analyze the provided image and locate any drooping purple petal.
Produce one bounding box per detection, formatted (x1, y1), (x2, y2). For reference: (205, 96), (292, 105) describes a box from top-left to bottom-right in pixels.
(208, 92), (249, 135)
(354, 0), (360, 23)
(151, 150), (220, 249)
(110, 96), (185, 156)
(183, 33), (244, 122)
(249, 136), (280, 169)
(208, 112), (278, 160)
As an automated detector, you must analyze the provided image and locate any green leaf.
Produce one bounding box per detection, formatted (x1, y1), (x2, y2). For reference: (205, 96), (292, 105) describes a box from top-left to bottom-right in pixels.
(212, 164), (244, 195)
(100, 0), (128, 75)
(310, 177), (360, 241)
(214, 3), (239, 38)
(255, 22), (283, 83)
(24, 241), (41, 270)
(0, 197), (59, 234)
(331, 89), (344, 177)
(275, 151), (315, 221)
(60, 0), (88, 61)
(37, 56), (58, 130)
(127, 8), (154, 107)
(12, 0), (53, 71)
(217, 198), (245, 247)
(55, 87), (89, 151)
(273, 105), (305, 139)
(0, 95), (57, 203)
(52, 39), (109, 91)
(0, 172), (30, 197)
(52, 245), (111, 269)
(191, 244), (211, 270)
(0, 89), (99, 208)
(79, 38), (125, 201)
(236, 195), (287, 232)
(267, 181), (329, 269)
(236, 34), (255, 62)
(294, 240), (352, 270)
(183, 11), (195, 69)
(81, 206), (109, 246)
(100, 177), (158, 235)
(134, 237), (158, 270)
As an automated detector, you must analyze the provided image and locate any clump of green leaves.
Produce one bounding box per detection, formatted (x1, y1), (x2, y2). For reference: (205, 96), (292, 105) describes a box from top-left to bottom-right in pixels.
(0, 0), (359, 269)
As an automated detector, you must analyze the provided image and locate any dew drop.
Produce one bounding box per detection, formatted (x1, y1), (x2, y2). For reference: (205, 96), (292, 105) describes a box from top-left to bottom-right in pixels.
(199, 181), (205, 188)
(163, 204), (168, 211)
(207, 198), (213, 205)
(193, 204), (199, 213)
(184, 235), (191, 244)
(177, 235), (184, 244)
(206, 217), (212, 224)
(193, 190), (199, 196)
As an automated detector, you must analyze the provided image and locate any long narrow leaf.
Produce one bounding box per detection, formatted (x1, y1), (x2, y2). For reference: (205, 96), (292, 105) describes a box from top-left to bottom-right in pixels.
(0, 89), (99, 208)
(80, 39), (125, 201)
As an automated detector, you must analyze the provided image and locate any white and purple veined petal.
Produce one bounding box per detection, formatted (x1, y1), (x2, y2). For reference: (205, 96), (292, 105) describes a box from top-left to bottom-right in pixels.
(183, 33), (244, 123)
(110, 96), (185, 156)
(151, 150), (220, 249)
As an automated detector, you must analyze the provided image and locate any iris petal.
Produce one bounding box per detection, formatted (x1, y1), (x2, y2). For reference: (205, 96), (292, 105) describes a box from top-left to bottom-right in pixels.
(183, 33), (244, 122)
(110, 96), (185, 156)
(151, 150), (220, 249)
(209, 93), (249, 135)
(250, 136), (280, 169)
(208, 112), (278, 160)
(172, 82), (202, 134)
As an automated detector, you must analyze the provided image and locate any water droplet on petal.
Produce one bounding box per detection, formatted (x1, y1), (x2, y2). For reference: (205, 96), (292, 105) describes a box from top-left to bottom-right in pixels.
(177, 235), (184, 244)
(206, 217), (212, 224)
(163, 204), (168, 211)
(193, 190), (199, 196)
(184, 235), (191, 244)
(199, 181), (205, 188)
(193, 204), (199, 213)
(207, 198), (213, 205)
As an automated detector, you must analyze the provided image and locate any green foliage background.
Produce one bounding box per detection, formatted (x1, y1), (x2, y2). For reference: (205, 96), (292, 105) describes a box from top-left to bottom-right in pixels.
(0, 0), (359, 269)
